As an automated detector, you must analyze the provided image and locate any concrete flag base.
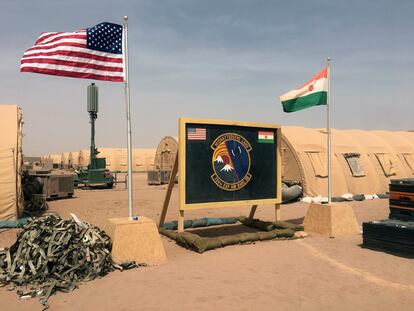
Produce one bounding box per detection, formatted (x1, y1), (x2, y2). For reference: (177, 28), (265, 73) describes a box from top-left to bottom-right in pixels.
(304, 203), (360, 236)
(104, 216), (167, 265)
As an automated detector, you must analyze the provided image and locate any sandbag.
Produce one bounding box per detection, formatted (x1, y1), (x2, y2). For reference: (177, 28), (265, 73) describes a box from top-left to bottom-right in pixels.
(282, 184), (302, 203)
(193, 237), (223, 253)
(219, 235), (240, 246)
(252, 219), (274, 231)
(0, 217), (30, 228)
(176, 231), (199, 248)
(193, 217), (237, 227)
(163, 217), (238, 230)
(238, 232), (260, 243)
(272, 221), (303, 231)
(353, 194), (365, 201)
(258, 231), (278, 241)
(159, 228), (178, 240)
(206, 217), (224, 226)
(272, 228), (295, 238)
(162, 221), (178, 230)
(191, 218), (208, 228)
(331, 196), (346, 202)
(376, 193), (389, 199)
(220, 217), (238, 225)
(241, 217), (302, 232)
(238, 216), (254, 226)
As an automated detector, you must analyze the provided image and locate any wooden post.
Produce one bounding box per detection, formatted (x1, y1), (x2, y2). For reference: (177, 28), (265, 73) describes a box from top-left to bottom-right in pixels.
(158, 155), (178, 228)
(178, 210), (184, 233)
(248, 205), (258, 219)
(275, 203), (281, 221)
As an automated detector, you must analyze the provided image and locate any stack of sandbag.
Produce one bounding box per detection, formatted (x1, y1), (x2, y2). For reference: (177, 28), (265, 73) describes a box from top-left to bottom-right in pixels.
(159, 216), (304, 253)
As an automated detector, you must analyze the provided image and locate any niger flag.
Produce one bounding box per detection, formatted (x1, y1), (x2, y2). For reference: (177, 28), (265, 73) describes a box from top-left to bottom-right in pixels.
(280, 67), (328, 113)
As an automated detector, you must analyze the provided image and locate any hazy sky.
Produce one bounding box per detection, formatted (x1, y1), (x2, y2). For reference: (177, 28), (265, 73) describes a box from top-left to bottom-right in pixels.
(1, 0), (413, 156)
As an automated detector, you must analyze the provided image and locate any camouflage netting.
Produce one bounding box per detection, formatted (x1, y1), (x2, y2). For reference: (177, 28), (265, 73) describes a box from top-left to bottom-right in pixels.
(159, 216), (304, 253)
(0, 214), (143, 309)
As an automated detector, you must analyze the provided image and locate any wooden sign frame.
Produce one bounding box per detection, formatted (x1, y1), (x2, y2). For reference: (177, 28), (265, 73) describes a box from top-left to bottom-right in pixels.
(159, 118), (282, 232)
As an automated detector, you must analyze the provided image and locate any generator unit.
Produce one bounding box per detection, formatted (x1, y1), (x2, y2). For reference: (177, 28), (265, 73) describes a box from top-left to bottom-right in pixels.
(23, 168), (75, 200)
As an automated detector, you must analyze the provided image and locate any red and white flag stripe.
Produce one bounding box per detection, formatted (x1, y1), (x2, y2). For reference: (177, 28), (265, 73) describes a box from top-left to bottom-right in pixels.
(20, 30), (124, 82)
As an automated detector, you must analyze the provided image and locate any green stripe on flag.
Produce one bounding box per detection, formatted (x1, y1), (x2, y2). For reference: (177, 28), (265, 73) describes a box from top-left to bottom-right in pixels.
(282, 91), (327, 113)
(258, 138), (274, 144)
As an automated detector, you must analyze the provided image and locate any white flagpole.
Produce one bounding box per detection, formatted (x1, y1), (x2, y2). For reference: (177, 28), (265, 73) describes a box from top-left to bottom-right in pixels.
(327, 57), (332, 203)
(123, 16), (134, 218)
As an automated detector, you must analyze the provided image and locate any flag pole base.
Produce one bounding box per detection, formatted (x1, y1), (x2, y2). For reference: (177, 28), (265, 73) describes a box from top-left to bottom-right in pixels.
(104, 216), (167, 265)
(304, 203), (360, 237)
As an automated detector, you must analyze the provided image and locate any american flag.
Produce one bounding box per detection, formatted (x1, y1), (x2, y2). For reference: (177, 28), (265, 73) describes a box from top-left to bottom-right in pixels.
(20, 22), (124, 82)
(187, 128), (206, 140)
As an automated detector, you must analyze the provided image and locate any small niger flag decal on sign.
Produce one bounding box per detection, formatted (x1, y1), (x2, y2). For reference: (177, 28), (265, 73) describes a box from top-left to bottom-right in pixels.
(258, 131), (274, 143)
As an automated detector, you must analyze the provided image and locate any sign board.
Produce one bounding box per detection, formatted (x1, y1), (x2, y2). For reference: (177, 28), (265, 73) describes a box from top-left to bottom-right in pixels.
(179, 118), (282, 210)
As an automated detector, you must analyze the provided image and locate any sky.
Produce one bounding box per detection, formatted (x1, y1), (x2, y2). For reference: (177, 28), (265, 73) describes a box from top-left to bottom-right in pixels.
(1, 0), (413, 156)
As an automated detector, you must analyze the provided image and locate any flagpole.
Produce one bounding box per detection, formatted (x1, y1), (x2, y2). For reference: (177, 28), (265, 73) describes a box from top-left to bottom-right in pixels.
(123, 16), (134, 218)
(327, 57), (332, 203)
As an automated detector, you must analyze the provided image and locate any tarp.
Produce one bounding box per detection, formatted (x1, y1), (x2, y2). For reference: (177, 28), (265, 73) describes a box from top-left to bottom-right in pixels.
(0, 105), (23, 221)
(282, 126), (414, 197)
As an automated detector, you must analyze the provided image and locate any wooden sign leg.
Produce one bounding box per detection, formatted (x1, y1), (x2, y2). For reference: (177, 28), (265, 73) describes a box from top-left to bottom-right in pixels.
(158, 155), (179, 228)
(275, 203), (281, 221)
(248, 205), (258, 219)
(178, 210), (184, 233)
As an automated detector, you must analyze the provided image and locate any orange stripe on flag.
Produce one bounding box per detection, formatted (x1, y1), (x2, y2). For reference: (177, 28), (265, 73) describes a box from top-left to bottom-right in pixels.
(297, 67), (328, 89)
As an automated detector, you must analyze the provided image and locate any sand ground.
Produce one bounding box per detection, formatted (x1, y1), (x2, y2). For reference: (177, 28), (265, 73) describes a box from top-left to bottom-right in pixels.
(1, 173), (413, 311)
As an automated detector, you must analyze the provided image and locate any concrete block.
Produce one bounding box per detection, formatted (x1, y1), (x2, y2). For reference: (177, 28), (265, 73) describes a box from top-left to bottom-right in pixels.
(104, 216), (167, 265)
(304, 203), (360, 236)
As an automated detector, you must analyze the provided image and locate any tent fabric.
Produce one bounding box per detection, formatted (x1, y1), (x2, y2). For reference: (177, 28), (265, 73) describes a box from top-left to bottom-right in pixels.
(0, 105), (23, 221)
(282, 126), (414, 197)
(154, 136), (178, 170)
(44, 148), (156, 172)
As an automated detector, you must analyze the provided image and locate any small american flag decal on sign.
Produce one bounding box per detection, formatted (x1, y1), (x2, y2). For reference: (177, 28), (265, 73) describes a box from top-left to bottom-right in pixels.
(187, 128), (206, 140)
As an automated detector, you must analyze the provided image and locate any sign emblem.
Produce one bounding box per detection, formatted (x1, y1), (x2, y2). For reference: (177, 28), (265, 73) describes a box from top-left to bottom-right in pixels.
(211, 133), (252, 191)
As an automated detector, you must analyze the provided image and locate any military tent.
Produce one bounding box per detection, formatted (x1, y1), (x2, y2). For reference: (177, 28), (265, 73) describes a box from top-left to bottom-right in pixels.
(0, 105), (24, 221)
(46, 148), (156, 172)
(282, 126), (414, 197)
(153, 136), (178, 170)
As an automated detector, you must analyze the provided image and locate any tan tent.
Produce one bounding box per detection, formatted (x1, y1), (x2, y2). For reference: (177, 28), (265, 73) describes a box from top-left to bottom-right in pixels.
(282, 126), (414, 197)
(62, 152), (74, 166)
(154, 136), (178, 170)
(48, 153), (62, 165)
(75, 150), (88, 167)
(0, 105), (23, 221)
(63, 148), (156, 172)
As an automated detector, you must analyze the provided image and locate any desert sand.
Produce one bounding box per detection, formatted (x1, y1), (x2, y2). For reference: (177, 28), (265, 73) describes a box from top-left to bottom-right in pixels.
(1, 173), (413, 311)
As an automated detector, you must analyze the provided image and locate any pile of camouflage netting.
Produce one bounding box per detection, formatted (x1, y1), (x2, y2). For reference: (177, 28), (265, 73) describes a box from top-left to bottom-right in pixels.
(159, 216), (304, 253)
(0, 214), (142, 309)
